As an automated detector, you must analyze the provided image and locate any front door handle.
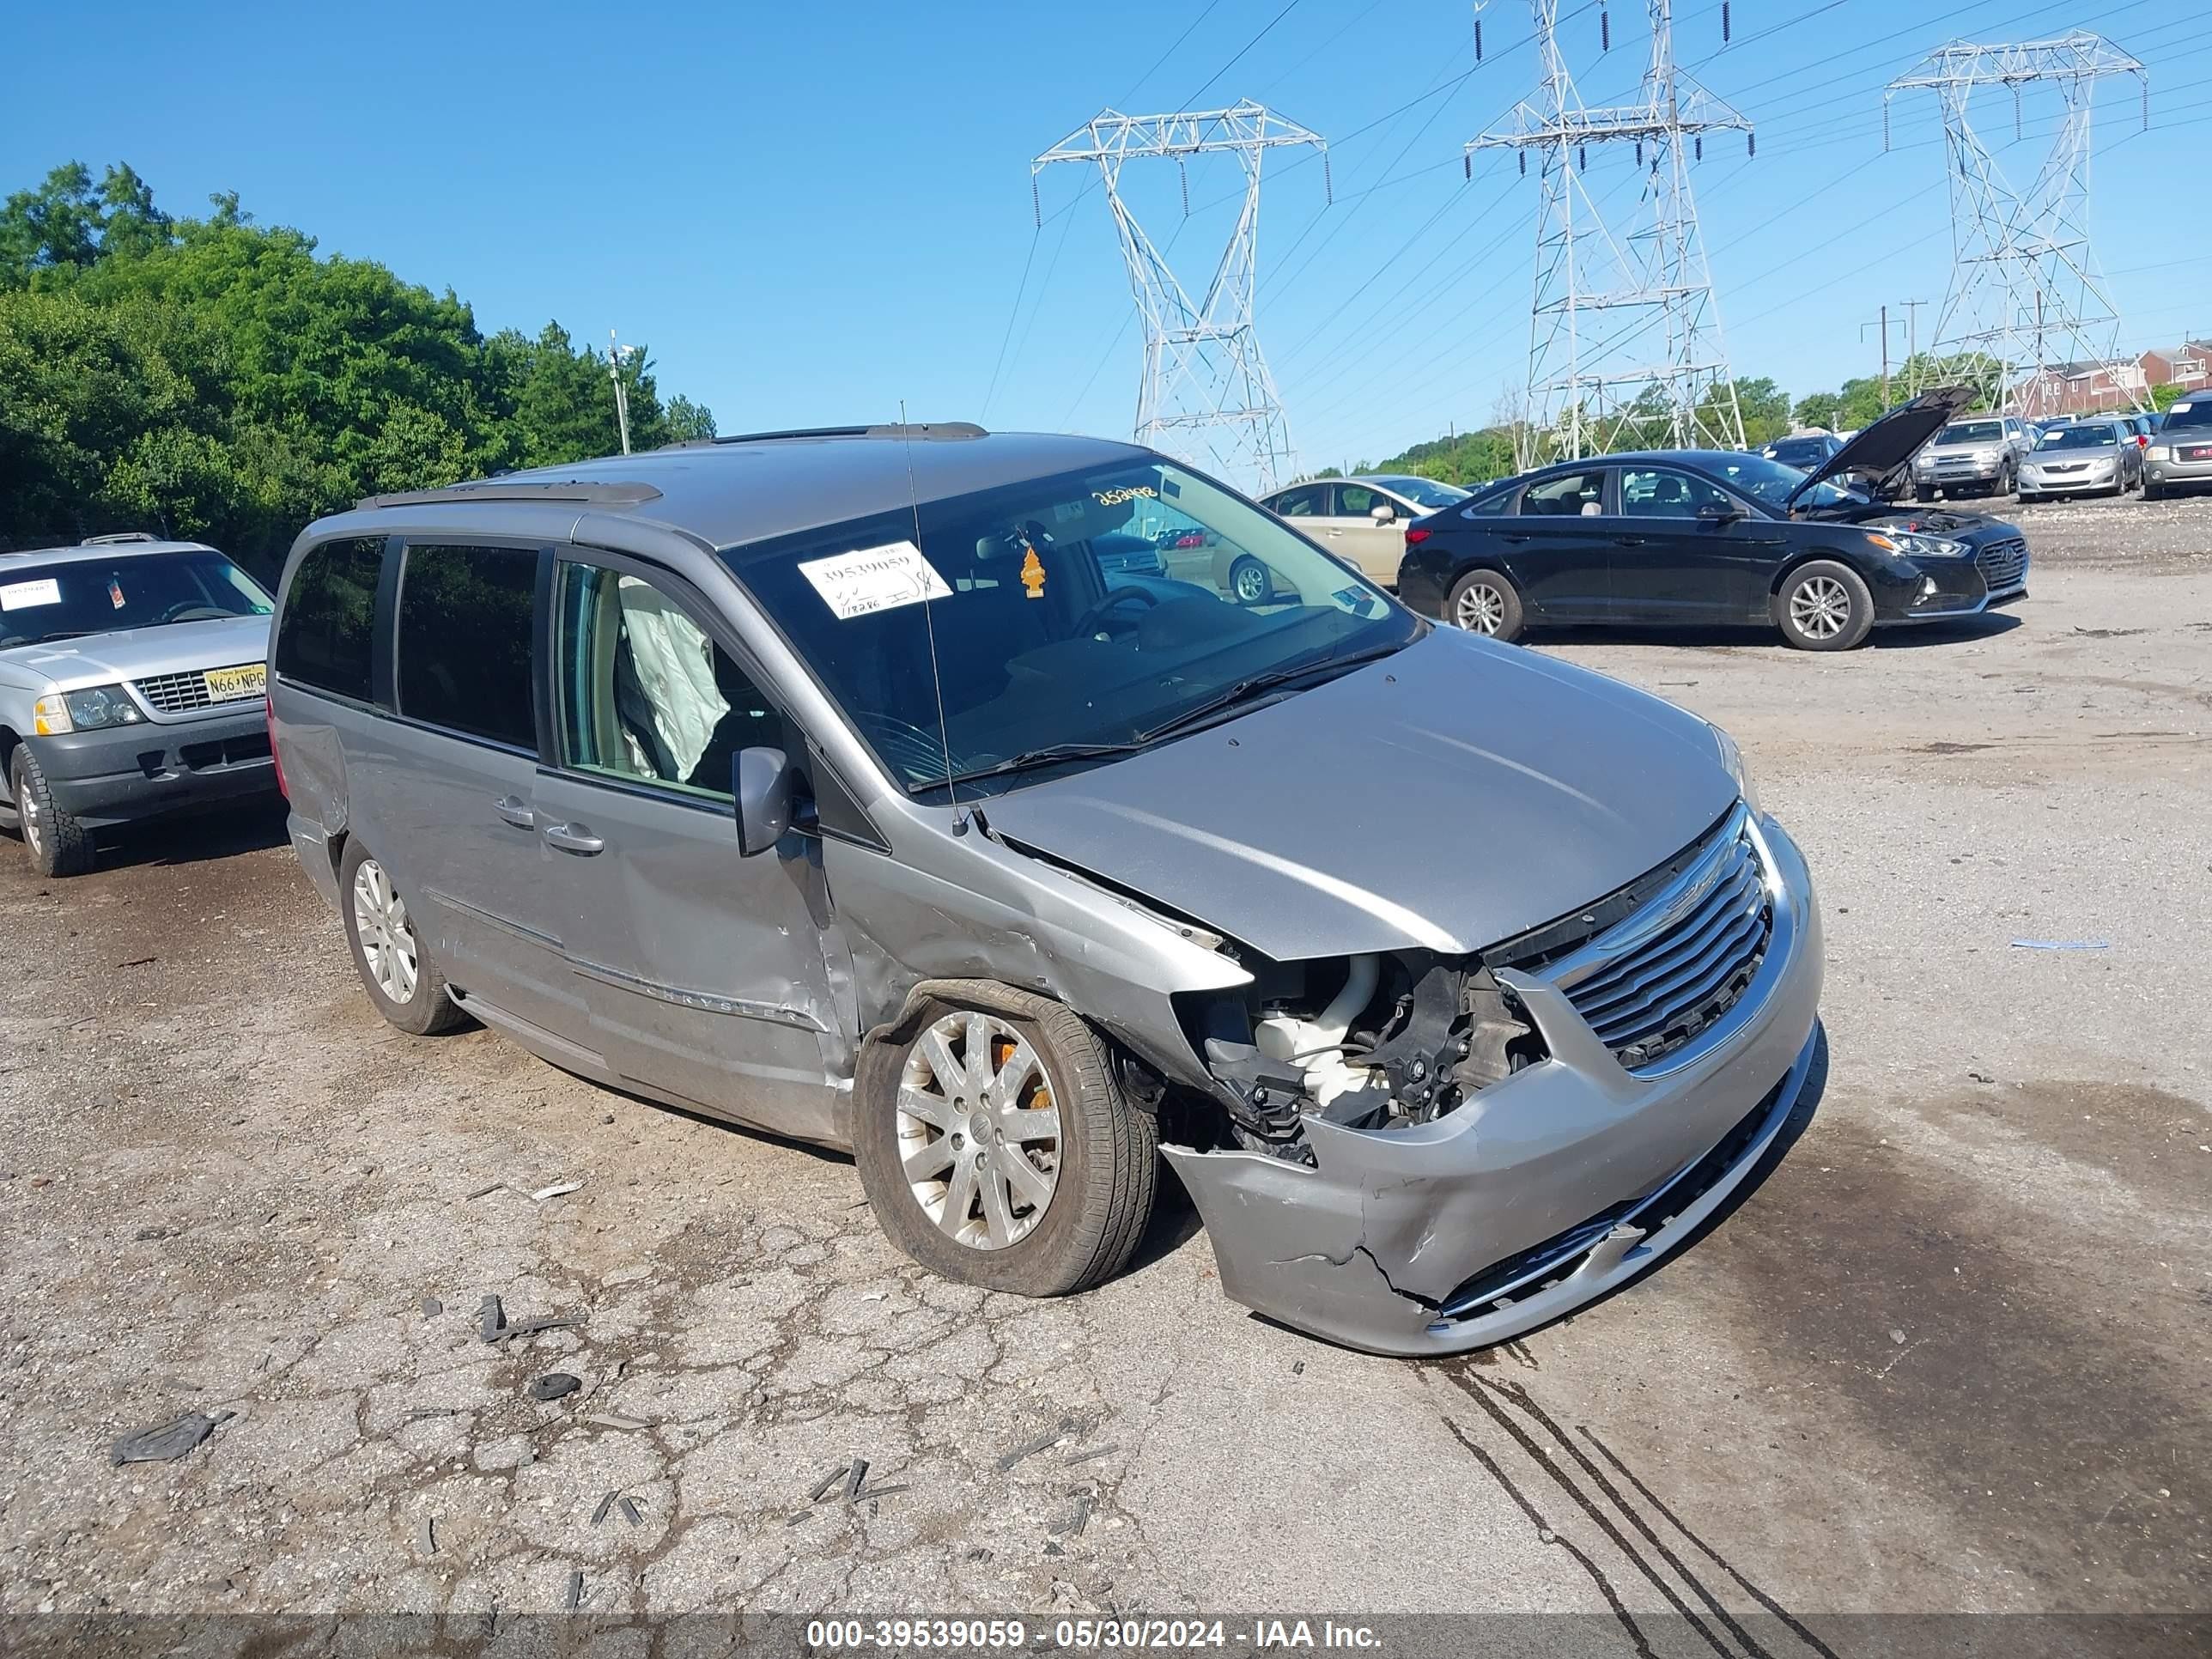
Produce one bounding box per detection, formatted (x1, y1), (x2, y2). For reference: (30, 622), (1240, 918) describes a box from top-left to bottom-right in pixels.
(1615, 535), (1650, 546)
(1501, 532), (1534, 544)
(494, 795), (536, 830)
(544, 821), (605, 856)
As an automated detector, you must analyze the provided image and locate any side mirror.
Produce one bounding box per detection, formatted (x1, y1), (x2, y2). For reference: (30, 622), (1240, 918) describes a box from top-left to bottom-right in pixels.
(733, 746), (793, 856)
(1369, 502), (1396, 524)
(1697, 500), (1744, 526)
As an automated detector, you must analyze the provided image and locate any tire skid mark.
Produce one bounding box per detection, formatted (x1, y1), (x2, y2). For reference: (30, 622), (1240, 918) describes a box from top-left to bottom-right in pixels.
(1437, 1365), (1834, 1657)
(1578, 1426), (1842, 1659)
(1438, 1419), (1656, 1659)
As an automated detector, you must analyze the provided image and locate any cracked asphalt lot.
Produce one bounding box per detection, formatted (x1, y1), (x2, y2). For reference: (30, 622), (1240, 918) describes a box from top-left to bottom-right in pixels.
(0, 501), (2207, 1632)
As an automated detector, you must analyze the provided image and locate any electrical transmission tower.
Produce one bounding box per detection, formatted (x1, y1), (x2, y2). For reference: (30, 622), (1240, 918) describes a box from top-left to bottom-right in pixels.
(1887, 34), (2148, 418)
(1033, 102), (1327, 493)
(1470, 1), (1749, 465)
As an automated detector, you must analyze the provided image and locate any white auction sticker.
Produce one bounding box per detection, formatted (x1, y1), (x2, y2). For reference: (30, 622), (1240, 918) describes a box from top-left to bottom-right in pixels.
(0, 578), (62, 611)
(797, 541), (952, 620)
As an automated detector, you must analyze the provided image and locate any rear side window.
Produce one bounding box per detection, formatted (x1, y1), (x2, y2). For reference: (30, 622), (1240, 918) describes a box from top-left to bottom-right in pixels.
(396, 544), (539, 749)
(275, 537), (385, 702)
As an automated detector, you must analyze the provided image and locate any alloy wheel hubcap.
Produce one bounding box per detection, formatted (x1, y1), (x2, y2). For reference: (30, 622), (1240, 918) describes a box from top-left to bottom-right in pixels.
(1790, 575), (1850, 640)
(896, 1010), (1062, 1251)
(1234, 564), (1267, 602)
(21, 785), (41, 854)
(352, 858), (420, 1003)
(1455, 583), (1505, 635)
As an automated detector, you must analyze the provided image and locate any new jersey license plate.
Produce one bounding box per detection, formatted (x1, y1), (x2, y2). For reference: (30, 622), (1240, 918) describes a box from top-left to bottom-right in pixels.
(203, 663), (267, 702)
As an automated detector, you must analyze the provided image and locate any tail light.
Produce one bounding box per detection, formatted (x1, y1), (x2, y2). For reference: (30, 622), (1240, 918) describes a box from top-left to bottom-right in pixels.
(1404, 526), (1431, 546)
(265, 695), (288, 799)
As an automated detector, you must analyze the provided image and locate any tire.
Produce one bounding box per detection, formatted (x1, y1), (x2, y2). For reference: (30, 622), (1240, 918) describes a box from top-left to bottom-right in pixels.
(1775, 560), (1875, 652)
(1445, 568), (1525, 641)
(2001, 462), (2018, 501)
(338, 838), (469, 1036)
(1227, 555), (1273, 606)
(854, 991), (1158, 1299)
(10, 748), (94, 878)
(1914, 484), (1936, 504)
(2143, 477), (2164, 501)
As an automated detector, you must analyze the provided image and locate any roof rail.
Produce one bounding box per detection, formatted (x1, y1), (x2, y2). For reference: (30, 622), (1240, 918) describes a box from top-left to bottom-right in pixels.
(80, 531), (162, 545)
(659, 422), (989, 451)
(355, 480), (664, 511)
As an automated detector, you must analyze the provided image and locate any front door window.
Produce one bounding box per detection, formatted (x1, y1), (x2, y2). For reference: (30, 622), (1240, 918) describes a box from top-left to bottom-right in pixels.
(556, 563), (781, 803)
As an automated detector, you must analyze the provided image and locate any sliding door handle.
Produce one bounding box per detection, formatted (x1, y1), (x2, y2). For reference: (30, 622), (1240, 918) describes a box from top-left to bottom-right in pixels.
(544, 821), (605, 856)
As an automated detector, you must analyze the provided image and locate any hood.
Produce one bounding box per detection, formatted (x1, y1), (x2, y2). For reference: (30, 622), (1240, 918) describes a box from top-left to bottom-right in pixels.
(981, 629), (1738, 962)
(0, 614), (270, 690)
(1798, 501), (2014, 544)
(1791, 383), (1976, 503)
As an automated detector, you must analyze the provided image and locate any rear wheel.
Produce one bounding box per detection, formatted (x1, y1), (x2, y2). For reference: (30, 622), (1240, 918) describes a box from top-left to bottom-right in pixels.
(339, 839), (468, 1035)
(1446, 568), (1525, 641)
(854, 993), (1157, 1298)
(1227, 555), (1273, 605)
(10, 748), (94, 878)
(1775, 561), (1874, 652)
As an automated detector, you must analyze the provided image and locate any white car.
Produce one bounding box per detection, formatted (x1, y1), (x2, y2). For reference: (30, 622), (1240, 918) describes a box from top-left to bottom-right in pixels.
(1259, 474), (1472, 586)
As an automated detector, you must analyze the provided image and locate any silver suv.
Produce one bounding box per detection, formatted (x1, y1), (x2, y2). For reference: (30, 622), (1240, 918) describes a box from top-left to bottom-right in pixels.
(1, 534), (278, 876)
(270, 425), (1822, 1356)
(1911, 413), (2033, 501)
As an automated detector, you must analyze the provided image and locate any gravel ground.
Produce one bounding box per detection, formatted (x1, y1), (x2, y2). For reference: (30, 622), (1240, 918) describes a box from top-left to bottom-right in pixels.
(0, 495), (2207, 1638)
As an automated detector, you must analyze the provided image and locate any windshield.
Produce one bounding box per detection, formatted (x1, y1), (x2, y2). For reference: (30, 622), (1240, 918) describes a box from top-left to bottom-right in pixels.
(1688, 452), (1859, 509)
(2162, 400), (2212, 430)
(1372, 476), (1471, 508)
(0, 550), (271, 648)
(2038, 423), (2120, 450)
(726, 459), (1417, 795)
(1936, 422), (2004, 445)
(1765, 439), (1832, 465)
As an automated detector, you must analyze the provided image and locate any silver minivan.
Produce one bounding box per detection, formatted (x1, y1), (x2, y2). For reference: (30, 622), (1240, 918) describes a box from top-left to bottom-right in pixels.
(269, 424), (1823, 1355)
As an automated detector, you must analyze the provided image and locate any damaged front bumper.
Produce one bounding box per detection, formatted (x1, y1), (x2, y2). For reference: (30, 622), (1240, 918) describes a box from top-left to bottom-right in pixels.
(1163, 813), (1823, 1356)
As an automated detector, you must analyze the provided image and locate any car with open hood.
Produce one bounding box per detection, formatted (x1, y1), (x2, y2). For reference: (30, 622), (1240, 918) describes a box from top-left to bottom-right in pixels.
(269, 423), (1823, 1356)
(1, 534), (279, 876)
(1395, 386), (2029, 651)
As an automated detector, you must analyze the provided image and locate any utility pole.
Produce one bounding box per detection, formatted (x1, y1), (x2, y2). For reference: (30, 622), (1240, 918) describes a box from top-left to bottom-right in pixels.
(1899, 297), (1929, 378)
(1861, 305), (1899, 405)
(1887, 33), (2148, 416)
(1469, 1), (1751, 464)
(1033, 102), (1328, 494)
(605, 330), (640, 455)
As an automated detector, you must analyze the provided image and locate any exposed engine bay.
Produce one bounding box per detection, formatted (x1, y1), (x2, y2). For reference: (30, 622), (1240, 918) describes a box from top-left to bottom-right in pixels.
(1183, 951), (1550, 1154)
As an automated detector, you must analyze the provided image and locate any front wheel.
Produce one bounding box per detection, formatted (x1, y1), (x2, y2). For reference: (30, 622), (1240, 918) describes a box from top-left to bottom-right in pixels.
(2002, 462), (2018, 501)
(9, 748), (94, 878)
(2143, 477), (2164, 501)
(1446, 568), (1525, 641)
(854, 993), (1157, 1298)
(1775, 561), (1875, 652)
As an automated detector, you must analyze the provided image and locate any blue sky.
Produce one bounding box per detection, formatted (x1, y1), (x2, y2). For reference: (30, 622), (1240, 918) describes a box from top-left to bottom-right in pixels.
(7, 0), (2208, 475)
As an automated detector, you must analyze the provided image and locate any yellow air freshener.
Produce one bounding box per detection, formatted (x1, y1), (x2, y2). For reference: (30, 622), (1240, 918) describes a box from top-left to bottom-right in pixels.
(1019, 547), (1046, 599)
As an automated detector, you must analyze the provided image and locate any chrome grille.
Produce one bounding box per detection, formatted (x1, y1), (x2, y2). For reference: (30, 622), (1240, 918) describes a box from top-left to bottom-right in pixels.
(1547, 810), (1772, 1071)
(1976, 538), (2028, 594)
(131, 665), (260, 714)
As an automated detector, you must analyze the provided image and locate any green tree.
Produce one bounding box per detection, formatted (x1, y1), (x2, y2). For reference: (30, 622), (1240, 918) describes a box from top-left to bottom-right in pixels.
(0, 160), (718, 574)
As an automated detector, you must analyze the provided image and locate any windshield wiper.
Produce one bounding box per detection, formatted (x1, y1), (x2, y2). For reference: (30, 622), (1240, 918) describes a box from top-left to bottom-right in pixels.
(928, 740), (1147, 792)
(1135, 642), (1405, 744)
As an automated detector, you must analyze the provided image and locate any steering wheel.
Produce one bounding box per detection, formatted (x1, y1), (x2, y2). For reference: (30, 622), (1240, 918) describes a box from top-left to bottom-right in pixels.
(1073, 586), (1161, 637)
(858, 710), (957, 784)
(156, 602), (228, 624)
